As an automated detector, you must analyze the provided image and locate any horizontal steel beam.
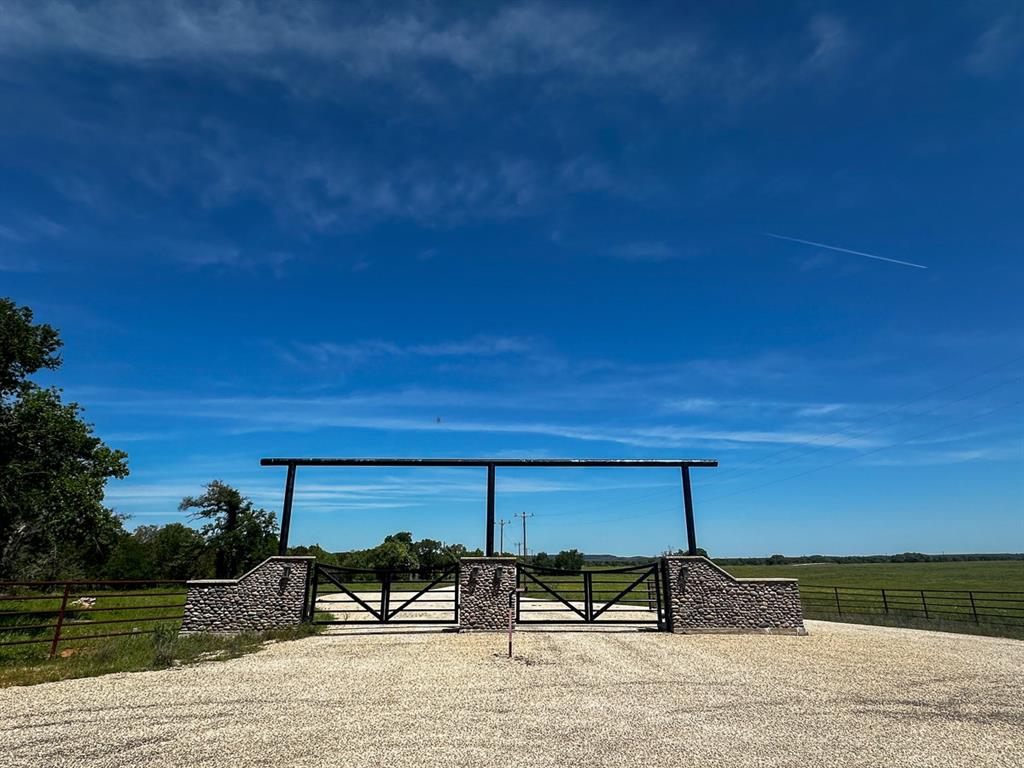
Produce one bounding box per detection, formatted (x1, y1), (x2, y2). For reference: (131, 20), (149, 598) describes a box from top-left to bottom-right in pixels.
(261, 457), (718, 468)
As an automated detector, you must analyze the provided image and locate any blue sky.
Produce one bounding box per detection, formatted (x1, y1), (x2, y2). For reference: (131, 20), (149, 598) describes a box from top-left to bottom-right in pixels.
(2, 1), (1022, 557)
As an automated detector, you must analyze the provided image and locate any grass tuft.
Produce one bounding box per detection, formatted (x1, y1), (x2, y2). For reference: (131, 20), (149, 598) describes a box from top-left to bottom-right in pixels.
(0, 622), (322, 688)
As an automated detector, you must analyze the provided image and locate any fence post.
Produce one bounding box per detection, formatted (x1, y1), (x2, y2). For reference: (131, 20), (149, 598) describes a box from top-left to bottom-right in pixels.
(833, 586), (842, 615)
(453, 564), (461, 622)
(381, 573), (391, 623)
(881, 588), (889, 614)
(921, 590), (929, 619)
(583, 572), (594, 623)
(969, 591), (979, 624)
(48, 582), (71, 660)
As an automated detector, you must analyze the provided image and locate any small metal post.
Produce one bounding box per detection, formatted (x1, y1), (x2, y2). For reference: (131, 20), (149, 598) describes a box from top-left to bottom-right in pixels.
(969, 591), (978, 623)
(834, 586), (842, 615)
(921, 590), (928, 619)
(881, 588), (889, 614)
(507, 588), (524, 658)
(278, 463), (297, 556)
(485, 464), (496, 557)
(49, 583), (71, 659)
(681, 466), (697, 555)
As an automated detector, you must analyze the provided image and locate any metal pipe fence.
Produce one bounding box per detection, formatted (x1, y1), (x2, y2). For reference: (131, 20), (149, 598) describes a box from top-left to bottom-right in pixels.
(799, 584), (1024, 630)
(0, 580), (187, 658)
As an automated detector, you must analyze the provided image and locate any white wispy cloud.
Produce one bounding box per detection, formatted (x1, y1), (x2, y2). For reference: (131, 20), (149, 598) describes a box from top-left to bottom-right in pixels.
(802, 14), (854, 72)
(965, 14), (1023, 76)
(0, 252), (39, 272)
(89, 391), (882, 450)
(104, 472), (678, 516)
(609, 242), (680, 262)
(280, 335), (536, 368)
(0, 2), (705, 96)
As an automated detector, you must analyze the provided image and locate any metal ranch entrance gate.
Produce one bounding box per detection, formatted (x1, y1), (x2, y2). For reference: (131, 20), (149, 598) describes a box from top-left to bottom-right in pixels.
(309, 560), (666, 629)
(517, 562), (665, 627)
(311, 563), (459, 625)
(261, 457), (718, 558)
(263, 455), (718, 631)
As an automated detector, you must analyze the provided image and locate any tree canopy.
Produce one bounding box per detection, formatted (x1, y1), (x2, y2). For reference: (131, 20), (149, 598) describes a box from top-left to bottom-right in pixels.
(179, 480), (278, 578)
(0, 298), (128, 579)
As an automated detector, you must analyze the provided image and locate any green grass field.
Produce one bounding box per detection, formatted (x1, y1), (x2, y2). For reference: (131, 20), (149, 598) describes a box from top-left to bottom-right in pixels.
(0, 587), (187, 663)
(722, 560), (1024, 592)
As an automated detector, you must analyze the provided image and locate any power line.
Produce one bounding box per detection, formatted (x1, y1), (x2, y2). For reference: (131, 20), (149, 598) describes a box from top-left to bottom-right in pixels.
(516, 511), (535, 557)
(497, 518), (510, 555)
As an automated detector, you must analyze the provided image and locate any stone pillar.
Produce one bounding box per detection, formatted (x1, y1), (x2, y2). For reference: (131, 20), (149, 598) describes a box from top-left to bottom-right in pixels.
(663, 556), (806, 635)
(458, 557), (518, 632)
(180, 556), (315, 635)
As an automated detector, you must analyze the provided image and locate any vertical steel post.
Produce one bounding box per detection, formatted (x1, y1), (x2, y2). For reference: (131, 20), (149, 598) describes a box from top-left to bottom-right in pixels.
(681, 466), (697, 555)
(381, 573), (392, 622)
(881, 588), (889, 614)
(921, 590), (929, 619)
(453, 564), (460, 622)
(583, 571), (594, 623)
(49, 583), (71, 659)
(278, 462), (297, 556)
(969, 591), (978, 623)
(485, 464), (496, 556)
(834, 586), (842, 615)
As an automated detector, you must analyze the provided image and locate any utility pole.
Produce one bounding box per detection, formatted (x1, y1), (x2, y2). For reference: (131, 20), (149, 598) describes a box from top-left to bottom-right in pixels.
(497, 519), (510, 555)
(516, 511), (534, 559)
(514, 541), (521, 558)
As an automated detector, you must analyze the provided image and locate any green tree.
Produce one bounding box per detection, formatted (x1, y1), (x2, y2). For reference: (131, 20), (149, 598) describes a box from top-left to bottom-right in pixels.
(368, 536), (418, 572)
(0, 299), (128, 579)
(150, 523), (209, 579)
(553, 549), (584, 571)
(532, 551), (552, 567)
(179, 481), (278, 578)
(288, 543), (339, 567)
(103, 528), (156, 581)
(413, 537), (444, 574)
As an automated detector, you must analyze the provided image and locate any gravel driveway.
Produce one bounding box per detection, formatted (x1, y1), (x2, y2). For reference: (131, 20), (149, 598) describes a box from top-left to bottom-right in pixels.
(1, 621), (1021, 767)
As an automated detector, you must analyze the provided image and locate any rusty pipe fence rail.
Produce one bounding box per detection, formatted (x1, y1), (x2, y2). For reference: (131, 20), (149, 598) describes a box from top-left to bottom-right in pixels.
(800, 584), (1024, 630)
(0, 580), (187, 658)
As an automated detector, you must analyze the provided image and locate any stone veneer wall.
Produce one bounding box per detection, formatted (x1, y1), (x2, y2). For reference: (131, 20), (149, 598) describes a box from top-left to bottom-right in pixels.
(180, 556), (314, 635)
(663, 556), (806, 635)
(458, 557), (518, 632)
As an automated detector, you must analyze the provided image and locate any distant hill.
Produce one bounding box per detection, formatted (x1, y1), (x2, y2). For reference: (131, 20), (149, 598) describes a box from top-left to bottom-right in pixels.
(582, 554), (656, 565)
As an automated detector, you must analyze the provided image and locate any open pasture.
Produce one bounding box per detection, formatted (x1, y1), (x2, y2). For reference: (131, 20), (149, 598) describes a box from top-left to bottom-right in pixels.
(723, 559), (1024, 591)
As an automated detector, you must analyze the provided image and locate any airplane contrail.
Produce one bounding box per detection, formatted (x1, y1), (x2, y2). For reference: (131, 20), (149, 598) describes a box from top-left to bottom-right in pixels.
(765, 233), (928, 269)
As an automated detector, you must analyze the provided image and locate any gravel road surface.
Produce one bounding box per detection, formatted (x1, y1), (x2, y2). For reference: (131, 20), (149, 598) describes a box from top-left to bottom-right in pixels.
(1, 621), (1021, 767)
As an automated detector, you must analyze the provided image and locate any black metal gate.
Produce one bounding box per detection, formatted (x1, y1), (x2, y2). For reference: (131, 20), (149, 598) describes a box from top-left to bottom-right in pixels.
(309, 562), (459, 625)
(516, 562), (664, 628)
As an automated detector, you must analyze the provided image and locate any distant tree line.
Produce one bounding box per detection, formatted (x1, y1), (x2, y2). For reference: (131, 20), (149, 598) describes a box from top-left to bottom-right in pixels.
(290, 532), (483, 577)
(288, 540), (591, 574)
(529, 550), (585, 570)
